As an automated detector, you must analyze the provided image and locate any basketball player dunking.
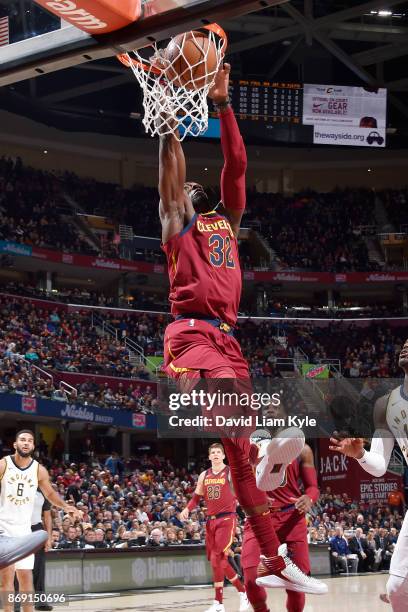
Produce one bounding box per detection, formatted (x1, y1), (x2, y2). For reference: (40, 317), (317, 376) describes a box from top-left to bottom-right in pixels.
(158, 62), (326, 596)
(0, 430), (82, 612)
(180, 443), (250, 612)
(330, 339), (408, 612)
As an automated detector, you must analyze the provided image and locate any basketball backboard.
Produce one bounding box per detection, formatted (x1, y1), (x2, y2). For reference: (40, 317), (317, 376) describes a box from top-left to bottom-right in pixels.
(0, 0), (289, 86)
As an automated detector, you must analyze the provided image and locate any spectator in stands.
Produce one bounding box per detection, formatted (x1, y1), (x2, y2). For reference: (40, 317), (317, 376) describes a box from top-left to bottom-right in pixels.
(374, 528), (393, 570)
(330, 527), (358, 574)
(104, 452), (124, 479)
(149, 528), (165, 547)
(51, 433), (65, 462)
(66, 477), (82, 504)
(348, 527), (373, 572)
(59, 525), (81, 550)
(83, 529), (96, 549)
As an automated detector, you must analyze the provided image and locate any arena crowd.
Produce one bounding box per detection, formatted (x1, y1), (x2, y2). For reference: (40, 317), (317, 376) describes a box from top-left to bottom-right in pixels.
(1, 156), (406, 273)
(27, 449), (403, 576)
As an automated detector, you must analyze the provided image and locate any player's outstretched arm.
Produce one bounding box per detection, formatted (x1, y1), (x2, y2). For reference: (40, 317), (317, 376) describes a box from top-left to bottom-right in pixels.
(38, 465), (83, 521)
(209, 63), (247, 237)
(158, 123), (186, 242)
(329, 394), (394, 477)
(180, 471), (205, 521)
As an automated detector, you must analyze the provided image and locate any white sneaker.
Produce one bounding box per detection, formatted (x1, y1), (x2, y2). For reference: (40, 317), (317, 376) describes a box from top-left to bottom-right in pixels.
(239, 591), (251, 611)
(256, 544), (328, 595)
(204, 602), (225, 612)
(255, 427), (305, 491)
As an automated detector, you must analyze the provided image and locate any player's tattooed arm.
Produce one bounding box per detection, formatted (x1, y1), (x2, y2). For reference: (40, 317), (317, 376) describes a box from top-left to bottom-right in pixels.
(38, 465), (83, 521)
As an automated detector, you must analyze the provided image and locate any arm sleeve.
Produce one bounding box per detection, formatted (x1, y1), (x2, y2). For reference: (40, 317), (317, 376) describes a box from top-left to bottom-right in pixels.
(299, 464), (319, 503)
(220, 107), (247, 212)
(356, 429), (394, 477)
(187, 493), (201, 511)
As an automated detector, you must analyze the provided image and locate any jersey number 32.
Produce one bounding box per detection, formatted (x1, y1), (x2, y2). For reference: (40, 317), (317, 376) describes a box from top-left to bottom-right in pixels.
(209, 235), (235, 269)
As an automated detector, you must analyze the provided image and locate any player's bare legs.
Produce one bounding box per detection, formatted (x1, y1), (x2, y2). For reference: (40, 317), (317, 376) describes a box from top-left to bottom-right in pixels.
(1, 566), (34, 612)
(17, 569), (34, 612)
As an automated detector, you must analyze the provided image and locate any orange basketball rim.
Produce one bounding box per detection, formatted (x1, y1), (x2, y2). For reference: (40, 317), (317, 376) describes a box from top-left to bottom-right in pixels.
(32, 0), (142, 34)
(117, 23), (228, 76)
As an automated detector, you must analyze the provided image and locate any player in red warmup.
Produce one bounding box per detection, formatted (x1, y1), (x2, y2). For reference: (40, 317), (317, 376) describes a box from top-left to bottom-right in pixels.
(158, 61), (327, 598)
(242, 432), (319, 612)
(180, 443), (250, 612)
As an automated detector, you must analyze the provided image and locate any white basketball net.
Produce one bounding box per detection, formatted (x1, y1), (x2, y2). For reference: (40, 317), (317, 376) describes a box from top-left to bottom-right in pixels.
(118, 26), (226, 142)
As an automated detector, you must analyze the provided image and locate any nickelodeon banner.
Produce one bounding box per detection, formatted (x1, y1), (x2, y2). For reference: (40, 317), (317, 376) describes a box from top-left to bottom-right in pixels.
(303, 84), (387, 128)
(318, 438), (402, 504)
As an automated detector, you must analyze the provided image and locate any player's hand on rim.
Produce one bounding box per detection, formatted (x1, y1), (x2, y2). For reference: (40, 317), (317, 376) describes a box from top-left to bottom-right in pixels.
(329, 435), (365, 459)
(208, 62), (231, 104)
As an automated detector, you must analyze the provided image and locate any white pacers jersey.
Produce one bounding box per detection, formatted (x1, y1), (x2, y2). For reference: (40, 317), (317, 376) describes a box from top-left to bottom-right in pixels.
(386, 386), (408, 579)
(386, 386), (408, 463)
(0, 455), (39, 536)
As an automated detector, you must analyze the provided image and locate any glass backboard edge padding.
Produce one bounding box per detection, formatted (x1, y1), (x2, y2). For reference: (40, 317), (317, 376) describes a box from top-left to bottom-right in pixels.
(0, 26), (91, 69)
(104, 0), (289, 53)
(0, 0), (288, 86)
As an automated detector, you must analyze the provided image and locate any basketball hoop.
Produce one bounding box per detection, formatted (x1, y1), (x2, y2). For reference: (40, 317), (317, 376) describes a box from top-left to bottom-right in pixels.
(117, 24), (227, 141)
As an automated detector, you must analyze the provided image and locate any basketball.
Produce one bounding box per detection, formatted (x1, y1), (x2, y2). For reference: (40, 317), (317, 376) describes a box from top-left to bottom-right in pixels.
(164, 31), (218, 90)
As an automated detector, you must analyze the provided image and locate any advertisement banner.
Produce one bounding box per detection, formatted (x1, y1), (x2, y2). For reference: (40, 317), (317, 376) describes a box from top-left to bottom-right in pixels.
(302, 364), (329, 380)
(318, 439), (402, 503)
(21, 396), (37, 414)
(0, 393), (156, 430)
(243, 271), (333, 283)
(0, 240), (32, 256)
(45, 550), (213, 593)
(303, 84), (387, 127)
(313, 125), (386, 148)
(30, 246), (159, 275)
(8, 240), (408, 284)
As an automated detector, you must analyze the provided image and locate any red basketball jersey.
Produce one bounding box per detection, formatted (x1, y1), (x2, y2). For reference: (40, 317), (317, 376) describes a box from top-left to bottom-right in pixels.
(267, 459), (302, 509)
(162, 211), (241, 327)
(203, 466), (237, 516)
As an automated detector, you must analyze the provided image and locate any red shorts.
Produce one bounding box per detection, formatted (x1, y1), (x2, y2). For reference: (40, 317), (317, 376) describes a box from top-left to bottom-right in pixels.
(241, 509), (310, 574)
(164, 319), (249, 378)
(205, 514), (237, 560)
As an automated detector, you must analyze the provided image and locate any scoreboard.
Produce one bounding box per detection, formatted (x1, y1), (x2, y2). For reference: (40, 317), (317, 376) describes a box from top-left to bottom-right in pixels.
(211, 81), (303, 124)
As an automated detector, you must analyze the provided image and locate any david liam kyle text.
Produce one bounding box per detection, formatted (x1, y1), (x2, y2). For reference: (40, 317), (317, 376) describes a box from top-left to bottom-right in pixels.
(168, 415), (317, 428)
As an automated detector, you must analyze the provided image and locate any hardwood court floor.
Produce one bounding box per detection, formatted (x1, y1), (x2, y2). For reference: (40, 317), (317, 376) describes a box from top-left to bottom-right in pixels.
(65, 574), (390, 611)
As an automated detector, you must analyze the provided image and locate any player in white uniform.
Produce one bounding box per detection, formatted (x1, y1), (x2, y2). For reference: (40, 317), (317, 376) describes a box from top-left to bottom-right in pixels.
(0, 430), (82, 612)
(330, 340), (408, 612)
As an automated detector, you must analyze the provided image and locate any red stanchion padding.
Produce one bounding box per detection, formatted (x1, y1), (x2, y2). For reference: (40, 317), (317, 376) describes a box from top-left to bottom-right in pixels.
(33, 0), (141, 34)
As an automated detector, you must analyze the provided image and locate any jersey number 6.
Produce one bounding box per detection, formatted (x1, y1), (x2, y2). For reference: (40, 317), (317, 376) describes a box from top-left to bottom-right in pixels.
(208, 234), (235, 269)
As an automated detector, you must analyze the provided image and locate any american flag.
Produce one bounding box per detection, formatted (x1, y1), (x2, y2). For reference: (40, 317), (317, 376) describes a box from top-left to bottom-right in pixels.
(0, 16), (9, 47)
